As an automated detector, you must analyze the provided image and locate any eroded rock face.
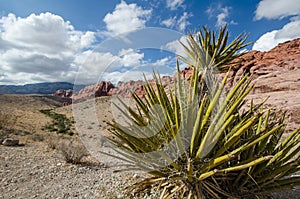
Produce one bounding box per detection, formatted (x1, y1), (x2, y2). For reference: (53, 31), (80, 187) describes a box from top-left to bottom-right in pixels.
(108, 80), (144, 98)
(52, 89), (73, 98)
(234, 39), (300, 131)
(232, 39), (300, 94)
(72, 81), (114, 103)
(107, 76), (175, 98)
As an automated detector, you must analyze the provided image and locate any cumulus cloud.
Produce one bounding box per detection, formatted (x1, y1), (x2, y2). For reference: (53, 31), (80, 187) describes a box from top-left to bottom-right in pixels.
(102, 69), (171, 85)
(0, 12), (149, 85)
(0, 12), (96, 85)
(0, 8), (181, 85)
(74, 48), (145, 84)
(253, 0), (300, 51)
(152, 57), (171, 67)
(206, 5), (237, 27)
(161, 12), (192, 31)
(118, 48), (144, 67)
(253, 19), (300, 51)
(0, 13), (95, 53)
(166, 0), (184, 10)
(103, 0), (151, 36)
(102, 70), (150, 84)
(164, 35), (187, 57)
(255, 0), (300, 20)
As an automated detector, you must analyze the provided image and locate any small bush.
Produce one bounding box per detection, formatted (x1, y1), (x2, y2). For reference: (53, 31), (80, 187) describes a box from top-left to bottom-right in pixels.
(47, 138), (57, 150)
(31, 133), (45, 142)
(58, 139), (89, 164)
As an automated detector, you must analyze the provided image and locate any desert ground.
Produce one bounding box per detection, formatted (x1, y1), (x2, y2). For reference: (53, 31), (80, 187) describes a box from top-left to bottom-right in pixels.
(0, 95), (145, 199)
(0, 94), (299, 199)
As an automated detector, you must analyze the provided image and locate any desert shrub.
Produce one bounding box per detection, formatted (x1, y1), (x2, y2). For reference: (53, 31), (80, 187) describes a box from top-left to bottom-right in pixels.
(58, 139), (89, 164)
(47, 137), (57, 150)
(30, 133), (45, 142)
(104, 26), (300, 198)
(40, 109), (75, 135)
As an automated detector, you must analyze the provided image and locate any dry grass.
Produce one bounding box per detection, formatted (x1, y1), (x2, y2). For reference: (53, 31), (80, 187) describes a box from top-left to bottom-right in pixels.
(0, 110), (19, 130)
(0, 94), (59, 135)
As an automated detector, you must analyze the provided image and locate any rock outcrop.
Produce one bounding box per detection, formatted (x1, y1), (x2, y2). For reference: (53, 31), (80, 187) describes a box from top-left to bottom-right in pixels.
(108, 80), (145, 98)
(232, 38), (300, 93)
(109, 76), (175, 98)
(72, 81), (114, 103)
(235, 39), (300, 131)
(52, 89), (73, 98)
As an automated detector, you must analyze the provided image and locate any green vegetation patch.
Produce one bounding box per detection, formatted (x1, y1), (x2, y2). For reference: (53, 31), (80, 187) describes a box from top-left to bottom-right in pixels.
(40, 109), (75, 136)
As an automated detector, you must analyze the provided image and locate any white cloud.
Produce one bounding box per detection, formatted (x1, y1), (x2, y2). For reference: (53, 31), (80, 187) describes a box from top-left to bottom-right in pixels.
(80, 31), (96, 48)
(216, 7), (229, 27)
(102, 70), (149, 84)
(74, 48), (145, 84)
(0, 13), (95, 53)
(166, 0), (184, 10)
(253, 0), (300, 52)
(161, 12), (192, 31)
(152, 57), (171, 67)
(164, 35), (187, 57)
(255, 0), (300, 20)
(103, 0), (151, 36)
(118, 48), (144, 67)
(206, 5), (237, 27)
(0, 12), (96, 85)
(161, 17), (176, 28)
(178, 12), (191, 31)
(102, 70), (171, 85)
(0, 11), (178, 86)
(253, 19), (300, 51)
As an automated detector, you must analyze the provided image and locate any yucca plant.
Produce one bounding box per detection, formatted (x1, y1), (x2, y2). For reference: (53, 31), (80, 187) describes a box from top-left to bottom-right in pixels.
(180, 25), (250, 73)
(103, 27), (300, 198)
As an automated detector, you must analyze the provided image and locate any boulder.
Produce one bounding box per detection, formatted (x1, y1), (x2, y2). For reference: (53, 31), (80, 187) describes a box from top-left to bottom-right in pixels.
(2, 138), (19, 146)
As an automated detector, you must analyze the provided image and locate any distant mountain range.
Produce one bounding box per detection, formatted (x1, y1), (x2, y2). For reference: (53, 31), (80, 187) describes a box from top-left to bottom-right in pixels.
(0, 82), (78, 94)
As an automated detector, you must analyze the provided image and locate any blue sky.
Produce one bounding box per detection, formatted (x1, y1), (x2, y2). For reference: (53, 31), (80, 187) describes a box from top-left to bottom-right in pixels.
(0, 0), (299, 85)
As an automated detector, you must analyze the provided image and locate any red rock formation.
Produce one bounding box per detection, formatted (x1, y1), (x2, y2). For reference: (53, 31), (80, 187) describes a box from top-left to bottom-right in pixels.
(108, 76), (175, 98)
(72, 81), (114, 103)
(109, 80), (144, 98)
(52, 89), (73, 98)
(234, 39), (300, 93)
